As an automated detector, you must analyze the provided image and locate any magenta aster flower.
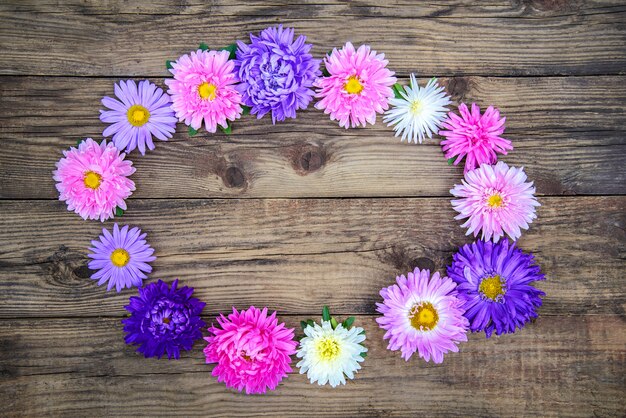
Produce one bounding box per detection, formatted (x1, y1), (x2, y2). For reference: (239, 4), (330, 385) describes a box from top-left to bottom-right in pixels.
(53, 138), (135, 222)
(87, 223), (156, 292)
(204, 306), (297, 394)
(440, 103), (513, 173)
(100, 80), (177, 155)
(376, 268), (468, 363)
(447, 240), (545, 338)
(123, 279), (206, 359)
(314, 42), (396, 128)
(450, 161), (540, 242)
(165, 49), (243, 133)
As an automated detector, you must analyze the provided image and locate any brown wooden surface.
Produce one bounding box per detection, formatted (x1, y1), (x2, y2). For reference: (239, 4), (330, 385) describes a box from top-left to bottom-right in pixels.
(0, 1), (625, 417)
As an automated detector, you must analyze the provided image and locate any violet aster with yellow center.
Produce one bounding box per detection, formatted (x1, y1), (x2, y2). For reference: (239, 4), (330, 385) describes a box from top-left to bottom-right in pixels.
(100, 80), (177, 155)
(447, 239), (545, 337)
(88, 223), (156, 292)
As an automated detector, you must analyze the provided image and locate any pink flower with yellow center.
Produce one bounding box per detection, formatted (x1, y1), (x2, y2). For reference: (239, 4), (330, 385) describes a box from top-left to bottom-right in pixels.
(450, 161), (540, 242)
(52, 138), (135, 221)
(314, 42), (396, 128)
(165, 49), (243, 133)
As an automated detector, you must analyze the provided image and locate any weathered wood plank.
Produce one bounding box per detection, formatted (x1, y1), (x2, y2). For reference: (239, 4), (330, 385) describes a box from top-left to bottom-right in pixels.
(1, 3), (625, 76)
(1, 76), (624, 199)
(4, 0), (625, 18)
(0, 315), (624, 417)
(0, 196), (623, 318)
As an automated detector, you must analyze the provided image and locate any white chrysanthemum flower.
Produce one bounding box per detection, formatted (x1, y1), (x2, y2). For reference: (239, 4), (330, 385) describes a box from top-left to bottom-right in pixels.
(296, 320), (367, 387)
(383, 74), (451, 144)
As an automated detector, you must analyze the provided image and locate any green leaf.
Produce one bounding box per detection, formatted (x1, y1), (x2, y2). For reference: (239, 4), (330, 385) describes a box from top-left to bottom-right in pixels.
(115, 207), (124, 217)
(359, 329), (366, 335)
(306, 319), (315, 327)
(222, 43), (237, 60)
(447, 157), (455, 165)
(241, 105), (251, 116)
(199, 42), (209, 51)
(76, 139), (83, 147)
(322, 306), (331, 322)
(188, 126), (198, 137)
(321, 66), (330, 77)
(392, 83), (405, 99)
(300, 321), (308, 330)
(342, 316), (355, 329)
(360, 351), (367, 358)
(166, 60), (174, 70)
(330, 317), (338, 329)
(219, 123), (232, 135)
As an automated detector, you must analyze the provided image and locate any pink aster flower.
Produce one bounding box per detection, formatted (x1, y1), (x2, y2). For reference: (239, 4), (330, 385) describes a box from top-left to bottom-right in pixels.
(53, 138), (135, 222)
(165, 49), (243, 133)
(440, 103), (513, 173)
(450, 161), (540, 242)
(376, 268), (468, 362)
(314, 42), (396, 128)
(204, 306), (297, 394)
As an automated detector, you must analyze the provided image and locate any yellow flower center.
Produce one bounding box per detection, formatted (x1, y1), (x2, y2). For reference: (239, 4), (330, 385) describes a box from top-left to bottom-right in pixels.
(316, 336), (341, 361)
(344, 76), (364, 94)
(83, 171), (102, 190)
(162, 317), (170, 324)
(409, 302), (439, 331)
(198, 82), (217, 100)
(110, 248), (130, 267)
(410, 100), (424, 115)
(479, 275), (506, 301)
(487, 193), (504, 208)
(126, 104), (150, 127)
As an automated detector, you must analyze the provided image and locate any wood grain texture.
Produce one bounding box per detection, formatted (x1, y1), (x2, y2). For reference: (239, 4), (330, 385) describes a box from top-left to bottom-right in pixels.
(0, 315), (624, 417)
(1, 1), (625, 416)
(1, 196), (624, 318)
(1, 1), (625, 77)
(1, 75), (625, 199)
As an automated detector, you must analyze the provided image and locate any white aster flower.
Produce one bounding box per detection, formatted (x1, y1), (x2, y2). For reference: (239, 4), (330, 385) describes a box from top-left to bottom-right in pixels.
(296, 320), (367, 387)
(383, 74), (451, 144)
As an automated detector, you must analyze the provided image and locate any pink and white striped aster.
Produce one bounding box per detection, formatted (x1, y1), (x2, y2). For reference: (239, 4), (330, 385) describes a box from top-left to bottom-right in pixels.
(450, 161), (540, 242)
(376, 268), (468, 363)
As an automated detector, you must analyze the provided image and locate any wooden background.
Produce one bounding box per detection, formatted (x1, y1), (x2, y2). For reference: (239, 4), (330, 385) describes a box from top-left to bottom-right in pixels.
(1, 1), (625, 416)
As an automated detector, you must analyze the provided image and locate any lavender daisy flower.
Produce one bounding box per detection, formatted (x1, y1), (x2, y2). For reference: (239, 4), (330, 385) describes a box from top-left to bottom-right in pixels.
(87, 223), (156, 292)
(234, 25), (321, 123)
(447, 240), (546, 338)
(123, 279), (206, 359)
(100, 80), (178, 155)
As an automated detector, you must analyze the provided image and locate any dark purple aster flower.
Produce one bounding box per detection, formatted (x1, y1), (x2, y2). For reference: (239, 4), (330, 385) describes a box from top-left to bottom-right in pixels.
(447, 240), (545, 338)
(123, 279), (206, 359)
(234, 25), (321, 123)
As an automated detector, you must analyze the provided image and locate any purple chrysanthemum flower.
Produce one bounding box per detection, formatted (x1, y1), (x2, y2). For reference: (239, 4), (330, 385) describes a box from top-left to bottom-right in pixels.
(234, 25), (321, 123)
(123, 279), (206, 359)
(100, 80), (177, 155)
(87, 223), (156, 292)
(447, 240), (545, 338)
